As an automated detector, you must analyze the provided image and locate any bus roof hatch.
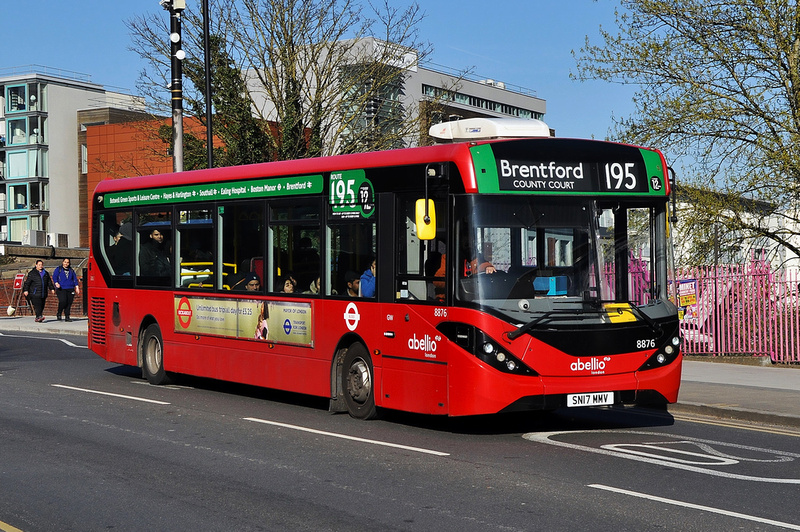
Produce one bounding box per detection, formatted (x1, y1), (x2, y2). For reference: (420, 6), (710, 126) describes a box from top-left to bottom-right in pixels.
(429, 117), (551, 142)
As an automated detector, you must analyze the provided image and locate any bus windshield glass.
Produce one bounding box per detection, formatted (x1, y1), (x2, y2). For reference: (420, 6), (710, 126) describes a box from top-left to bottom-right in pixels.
(454, 195), (663, 319)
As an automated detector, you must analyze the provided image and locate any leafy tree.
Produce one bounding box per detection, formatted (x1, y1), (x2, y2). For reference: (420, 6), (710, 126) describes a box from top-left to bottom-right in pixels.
(574, 0), (800, 265)
(182, 34), (273, 167)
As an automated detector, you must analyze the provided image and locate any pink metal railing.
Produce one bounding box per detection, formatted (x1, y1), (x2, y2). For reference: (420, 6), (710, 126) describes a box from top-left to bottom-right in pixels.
(603, 254), (799, 362)
(674, 258), (800, 362)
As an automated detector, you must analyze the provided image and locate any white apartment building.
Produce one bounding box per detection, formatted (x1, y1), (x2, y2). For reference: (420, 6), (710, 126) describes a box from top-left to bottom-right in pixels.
(0, 66), (143, 247)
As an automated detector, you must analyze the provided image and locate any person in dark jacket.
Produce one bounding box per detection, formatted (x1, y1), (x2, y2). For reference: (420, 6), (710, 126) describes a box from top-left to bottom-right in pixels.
(139, 229), (171, 277)
(22, 259), (56, 322)
(52, 257), (81, 321)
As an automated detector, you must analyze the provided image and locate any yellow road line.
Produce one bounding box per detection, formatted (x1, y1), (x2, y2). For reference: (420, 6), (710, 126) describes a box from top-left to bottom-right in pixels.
(0, 520), (24, 532)
(673, 413), (800, 437)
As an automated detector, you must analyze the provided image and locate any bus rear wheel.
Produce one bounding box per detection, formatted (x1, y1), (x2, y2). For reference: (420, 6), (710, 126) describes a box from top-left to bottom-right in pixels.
(141, 323), (170, 385)
(342, 344), (378, 420)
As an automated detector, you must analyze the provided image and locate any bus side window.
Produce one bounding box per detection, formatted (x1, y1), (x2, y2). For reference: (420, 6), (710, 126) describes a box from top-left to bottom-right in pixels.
(137, 211), (172, 287)
(178, 209), (215, 290)
(103, 212), (133, 278)
(219, 203), (264, 291)
(396, 196), (446, 302)
(270, 201), (321, 294)
(328, 223), (375, 297)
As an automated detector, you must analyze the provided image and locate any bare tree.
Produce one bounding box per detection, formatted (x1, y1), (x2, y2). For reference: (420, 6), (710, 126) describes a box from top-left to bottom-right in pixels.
(127, 0), (435, 161)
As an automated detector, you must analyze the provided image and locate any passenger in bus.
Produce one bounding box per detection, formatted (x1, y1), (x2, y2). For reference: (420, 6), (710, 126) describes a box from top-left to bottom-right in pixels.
(108, 223), (133, 275)
(254, 302), (269, 340)
(232, 272), (261, 291)
(305, 276), (321, 294)
(139, 229), (171, 277)
(280, 275), (297, 293)
(360, 259), (376, 297)
(344, 271), (360, 297)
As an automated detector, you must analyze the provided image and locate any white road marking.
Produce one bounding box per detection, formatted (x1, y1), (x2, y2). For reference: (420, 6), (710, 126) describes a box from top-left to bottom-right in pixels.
(0, 331), (87, 348)
(51, 384), (171, 405)
(244, 417), (450, 456)
(58, 338), (88, 348)
(525, 430), (800, 484)
(590, 484), (800, 530)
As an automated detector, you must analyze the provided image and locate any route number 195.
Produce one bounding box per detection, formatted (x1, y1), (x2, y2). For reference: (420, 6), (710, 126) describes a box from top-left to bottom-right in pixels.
(604, 162), (637, 190)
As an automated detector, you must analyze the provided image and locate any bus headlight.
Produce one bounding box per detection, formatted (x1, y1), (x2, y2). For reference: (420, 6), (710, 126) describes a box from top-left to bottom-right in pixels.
(436, 322), (537, 376)
(637, 323), (681, 371)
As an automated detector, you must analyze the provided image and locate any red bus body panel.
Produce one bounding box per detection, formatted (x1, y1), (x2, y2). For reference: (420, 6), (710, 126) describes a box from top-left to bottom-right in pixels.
(88, 283), (681, 416)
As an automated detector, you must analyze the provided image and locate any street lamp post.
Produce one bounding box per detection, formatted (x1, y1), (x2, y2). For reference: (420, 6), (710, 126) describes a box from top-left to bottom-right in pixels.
(161, 0), (186, 172)
(202, 0), (213, 169)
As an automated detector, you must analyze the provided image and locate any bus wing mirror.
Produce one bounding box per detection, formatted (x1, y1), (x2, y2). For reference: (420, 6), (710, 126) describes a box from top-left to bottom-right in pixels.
(415, 199), (436, 240)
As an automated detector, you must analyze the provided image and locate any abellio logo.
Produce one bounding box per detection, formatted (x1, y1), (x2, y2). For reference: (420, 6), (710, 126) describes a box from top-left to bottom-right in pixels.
(570, 357), (610, 372)
(408, 334), (437, 352)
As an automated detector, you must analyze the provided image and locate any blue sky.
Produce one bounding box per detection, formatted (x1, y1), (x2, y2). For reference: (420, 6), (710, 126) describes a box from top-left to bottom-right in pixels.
(0, 0), (635, 140)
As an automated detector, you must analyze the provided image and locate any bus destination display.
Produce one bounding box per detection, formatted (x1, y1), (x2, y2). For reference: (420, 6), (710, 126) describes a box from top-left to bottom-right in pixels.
(497, 158), (653, 193)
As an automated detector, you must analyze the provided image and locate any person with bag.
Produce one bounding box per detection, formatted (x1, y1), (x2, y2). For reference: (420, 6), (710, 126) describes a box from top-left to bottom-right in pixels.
(22, 259), (56, 323)
(52, 258), (81, 322)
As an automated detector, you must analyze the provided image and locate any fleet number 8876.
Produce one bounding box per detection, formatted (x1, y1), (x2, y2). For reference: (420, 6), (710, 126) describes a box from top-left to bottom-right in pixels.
(636, 338), (656, 349)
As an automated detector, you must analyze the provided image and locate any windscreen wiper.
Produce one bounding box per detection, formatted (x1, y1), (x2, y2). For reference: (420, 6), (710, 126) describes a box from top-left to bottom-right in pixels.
(504, 308), (603, 341)
(504, 300), (662, 342)
(626, 302), (663, 335)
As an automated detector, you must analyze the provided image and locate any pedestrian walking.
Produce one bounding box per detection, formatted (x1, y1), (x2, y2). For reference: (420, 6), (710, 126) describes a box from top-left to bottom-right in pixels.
(52, 258), (81, 321)
(22, 259), (55, 323)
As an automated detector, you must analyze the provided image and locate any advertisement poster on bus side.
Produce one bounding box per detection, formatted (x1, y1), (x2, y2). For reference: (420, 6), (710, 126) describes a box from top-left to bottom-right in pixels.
(174, 295), (313, 347)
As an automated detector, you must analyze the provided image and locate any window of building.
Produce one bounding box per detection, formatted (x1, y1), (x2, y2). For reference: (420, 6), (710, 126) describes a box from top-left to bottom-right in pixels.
(8, 217), (28, 242)
(7, 151), (27, 178)
(6, 85), (26, 113)
(422, 84), (543, 120)
(6, 149), (47, 179)
(8, 118), (27, 145)
(9, 184), (28, 211)
(27, 82), (45, 112)
(27, 116), (46, 144)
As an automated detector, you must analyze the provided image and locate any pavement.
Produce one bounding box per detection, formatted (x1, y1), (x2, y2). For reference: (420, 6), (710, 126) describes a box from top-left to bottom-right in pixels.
(1, 315), (799, 428)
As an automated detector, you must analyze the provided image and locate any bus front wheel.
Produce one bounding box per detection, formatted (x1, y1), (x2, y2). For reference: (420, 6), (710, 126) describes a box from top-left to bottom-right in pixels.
(141, 323), (170, 385)
(342, 344), (378, 420)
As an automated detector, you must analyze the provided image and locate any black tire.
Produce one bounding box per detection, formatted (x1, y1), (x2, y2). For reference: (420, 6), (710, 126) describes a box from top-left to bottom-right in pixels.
(341, 343), (378, 420)
(141, 323), (170, 385)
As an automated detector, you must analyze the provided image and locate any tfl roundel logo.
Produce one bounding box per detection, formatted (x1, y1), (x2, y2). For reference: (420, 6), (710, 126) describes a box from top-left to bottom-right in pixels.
(177, 297), (193, 329)
(343, 302), (360, 331)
